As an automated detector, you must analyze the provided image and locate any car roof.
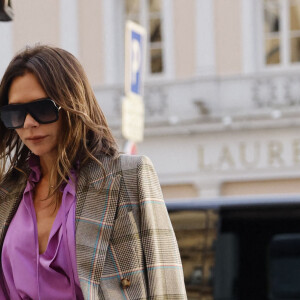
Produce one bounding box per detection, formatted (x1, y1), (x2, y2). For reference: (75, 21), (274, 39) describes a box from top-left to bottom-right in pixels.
(166, 194), (300, 211)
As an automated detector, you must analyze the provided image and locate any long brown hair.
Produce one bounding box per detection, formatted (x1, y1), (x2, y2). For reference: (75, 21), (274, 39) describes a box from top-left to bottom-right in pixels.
(0, 45), (119, 199)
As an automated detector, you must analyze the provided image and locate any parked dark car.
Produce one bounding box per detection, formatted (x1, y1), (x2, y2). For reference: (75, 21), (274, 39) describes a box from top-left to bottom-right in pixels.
(167, 195), (300, 300)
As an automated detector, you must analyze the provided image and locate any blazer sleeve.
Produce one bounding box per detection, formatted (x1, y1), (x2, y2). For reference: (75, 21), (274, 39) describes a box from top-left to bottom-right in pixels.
(137, 156), (187, 299)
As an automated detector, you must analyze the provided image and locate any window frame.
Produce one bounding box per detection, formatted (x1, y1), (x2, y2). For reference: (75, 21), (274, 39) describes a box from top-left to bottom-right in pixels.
(124, 0), (168, 81)
(260, 0), (300, 71)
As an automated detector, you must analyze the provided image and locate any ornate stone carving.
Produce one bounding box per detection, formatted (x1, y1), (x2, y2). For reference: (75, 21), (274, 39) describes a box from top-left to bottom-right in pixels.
(252, 75), (300, 108)
(284, 76), (300, 106)
(113, 88), (123, 115)
(252, 79), (277, 107)
(144, 86), (168, 116)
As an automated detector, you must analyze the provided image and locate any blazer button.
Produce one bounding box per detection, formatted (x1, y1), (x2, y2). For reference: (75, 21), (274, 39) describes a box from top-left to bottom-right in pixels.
(121, 278), (131, 289)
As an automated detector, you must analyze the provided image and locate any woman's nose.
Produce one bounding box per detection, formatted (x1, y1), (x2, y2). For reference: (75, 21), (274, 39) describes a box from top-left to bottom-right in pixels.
(23, 113), (39, 128)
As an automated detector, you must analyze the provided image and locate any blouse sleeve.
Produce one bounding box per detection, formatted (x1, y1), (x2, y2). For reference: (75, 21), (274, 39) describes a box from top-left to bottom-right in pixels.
(137, 156), (187, 299)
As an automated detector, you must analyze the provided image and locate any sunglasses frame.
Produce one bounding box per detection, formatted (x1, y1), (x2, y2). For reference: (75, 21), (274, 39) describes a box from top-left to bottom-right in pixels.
(0, 97), (61, 129)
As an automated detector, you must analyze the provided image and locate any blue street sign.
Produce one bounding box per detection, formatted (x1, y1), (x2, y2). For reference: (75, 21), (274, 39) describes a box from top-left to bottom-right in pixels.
(131, 31), (142, 95)
(125, 21), (146, 98)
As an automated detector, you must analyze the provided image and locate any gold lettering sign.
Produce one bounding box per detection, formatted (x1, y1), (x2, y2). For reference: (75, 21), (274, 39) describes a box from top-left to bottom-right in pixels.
(293, 139), (300, 165)
(218, 146), (235, 169)
(239, 142), (260, 168)
(198, 139), (299, 171)
(198, 146), (213, 171)
(268, 141), (284, 167)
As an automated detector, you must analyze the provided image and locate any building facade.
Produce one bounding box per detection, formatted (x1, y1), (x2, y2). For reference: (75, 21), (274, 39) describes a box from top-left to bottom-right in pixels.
(1, 0), (300, 200)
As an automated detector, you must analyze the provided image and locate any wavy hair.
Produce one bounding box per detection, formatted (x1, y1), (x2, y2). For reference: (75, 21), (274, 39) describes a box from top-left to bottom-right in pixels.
(0, 45), (119, 200)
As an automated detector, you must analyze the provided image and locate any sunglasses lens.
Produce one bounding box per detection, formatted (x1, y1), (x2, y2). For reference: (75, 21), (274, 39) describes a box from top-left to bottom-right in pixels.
(30, 100), (58, 123)
(0, 98), (59, 129)
(1, 109), (25, 129)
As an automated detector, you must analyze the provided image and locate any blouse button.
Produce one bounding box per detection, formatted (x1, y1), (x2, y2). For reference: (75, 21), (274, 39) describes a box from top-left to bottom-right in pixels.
(121, 278), (131, 289)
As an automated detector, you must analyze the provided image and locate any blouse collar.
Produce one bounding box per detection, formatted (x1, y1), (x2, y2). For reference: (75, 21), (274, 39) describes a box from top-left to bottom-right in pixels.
(27, 154), (77, 196)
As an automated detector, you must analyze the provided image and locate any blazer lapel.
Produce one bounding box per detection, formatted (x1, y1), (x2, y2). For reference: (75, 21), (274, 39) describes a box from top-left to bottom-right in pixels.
(0, 175), (27, 253)
(75, 156), (121, 297)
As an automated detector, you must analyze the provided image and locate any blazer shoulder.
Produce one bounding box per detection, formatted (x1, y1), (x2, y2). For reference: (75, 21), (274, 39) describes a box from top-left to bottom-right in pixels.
(91, 153), (154, 175)
(119, 154), (154, 171)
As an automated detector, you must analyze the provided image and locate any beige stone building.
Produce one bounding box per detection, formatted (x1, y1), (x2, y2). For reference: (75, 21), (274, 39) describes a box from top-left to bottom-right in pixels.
(1, 0), (300, 201)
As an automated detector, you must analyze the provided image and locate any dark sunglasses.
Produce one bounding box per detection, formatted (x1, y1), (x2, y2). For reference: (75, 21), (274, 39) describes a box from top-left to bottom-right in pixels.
(0, 98), (61, 129)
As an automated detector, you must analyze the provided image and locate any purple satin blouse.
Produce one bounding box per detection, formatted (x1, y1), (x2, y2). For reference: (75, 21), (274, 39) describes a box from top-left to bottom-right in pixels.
(1, 156), (84, 299)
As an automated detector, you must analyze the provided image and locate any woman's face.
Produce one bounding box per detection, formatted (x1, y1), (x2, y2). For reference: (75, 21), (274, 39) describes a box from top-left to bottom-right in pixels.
(8, 72), (62, 160)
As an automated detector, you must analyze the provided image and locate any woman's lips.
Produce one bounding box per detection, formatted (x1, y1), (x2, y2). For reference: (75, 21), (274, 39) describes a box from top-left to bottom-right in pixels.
(26, 135), (47, 143)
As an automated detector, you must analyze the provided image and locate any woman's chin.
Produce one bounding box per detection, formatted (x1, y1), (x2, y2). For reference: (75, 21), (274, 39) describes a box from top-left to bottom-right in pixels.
(28, 146), (57, 159)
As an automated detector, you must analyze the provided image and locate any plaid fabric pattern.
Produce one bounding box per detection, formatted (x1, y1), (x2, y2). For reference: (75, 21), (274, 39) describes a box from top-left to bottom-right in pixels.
(0, 154), (187, 299)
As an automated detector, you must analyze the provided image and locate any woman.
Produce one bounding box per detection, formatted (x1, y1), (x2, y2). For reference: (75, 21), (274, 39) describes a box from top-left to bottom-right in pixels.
(0, 45), (186, 299)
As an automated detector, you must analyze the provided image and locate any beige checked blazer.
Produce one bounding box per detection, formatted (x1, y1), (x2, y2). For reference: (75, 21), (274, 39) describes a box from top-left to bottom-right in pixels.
(0, 153), (187, 299)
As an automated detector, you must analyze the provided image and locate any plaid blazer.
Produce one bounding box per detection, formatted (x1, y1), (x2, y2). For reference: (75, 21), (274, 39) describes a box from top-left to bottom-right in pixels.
(0, 154), (187, 299)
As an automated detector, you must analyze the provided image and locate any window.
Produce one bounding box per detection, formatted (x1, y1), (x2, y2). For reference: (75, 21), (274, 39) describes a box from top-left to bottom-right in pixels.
(125, 0), (164, 74)
(290, 0), (300, 62)
(264, 0), (281, 64)
(263, 0), (300, 66)
(269, 234), (300, 298)
(168, 209), (218, 300)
